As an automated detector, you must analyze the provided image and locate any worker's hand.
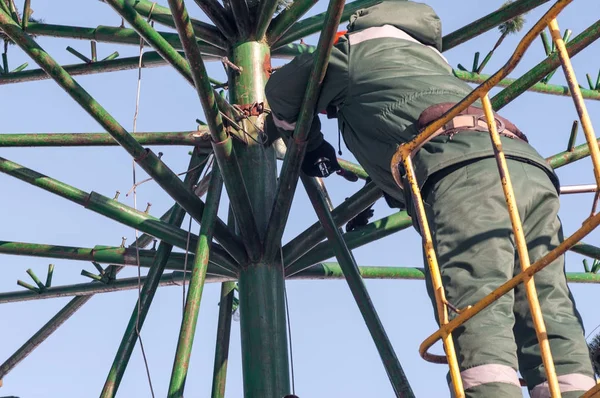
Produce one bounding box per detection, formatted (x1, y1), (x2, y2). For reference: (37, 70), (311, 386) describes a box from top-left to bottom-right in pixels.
(346, 205), (375, 232)
(302, 140), (341, 177)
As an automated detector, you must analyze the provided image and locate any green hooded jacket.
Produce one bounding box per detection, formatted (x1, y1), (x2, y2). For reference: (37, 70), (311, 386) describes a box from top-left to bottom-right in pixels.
(265, 0), (558, 207)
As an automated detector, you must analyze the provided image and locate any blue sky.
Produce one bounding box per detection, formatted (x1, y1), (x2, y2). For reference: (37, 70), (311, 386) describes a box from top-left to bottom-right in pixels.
(1, 0), (600, 397)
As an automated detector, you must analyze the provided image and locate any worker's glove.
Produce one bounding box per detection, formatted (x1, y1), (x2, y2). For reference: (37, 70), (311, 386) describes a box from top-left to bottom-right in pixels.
(302, 140), (341, 178)
(346, 205), (374, 232)
(382, 191), (404, 209)
(263, 114), (283, 147)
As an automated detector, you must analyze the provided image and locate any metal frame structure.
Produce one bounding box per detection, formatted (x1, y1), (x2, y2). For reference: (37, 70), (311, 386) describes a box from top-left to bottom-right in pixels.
(1, 0), (600, 396)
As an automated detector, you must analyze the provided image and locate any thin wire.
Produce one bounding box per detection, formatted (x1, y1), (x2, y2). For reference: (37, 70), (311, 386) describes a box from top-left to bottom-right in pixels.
(125, 159), (209, 197)
(280, 247), (296, 395)
(586, 322), (600, 340)
(131, 34), (156, 398)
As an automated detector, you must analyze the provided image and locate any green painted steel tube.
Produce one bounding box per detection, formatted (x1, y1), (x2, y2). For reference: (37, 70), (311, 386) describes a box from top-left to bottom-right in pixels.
(2, 265), (598, 305)
(571, 242), (600, 261)
(0, 152), (205, 382)
(229, 0), (251, 39)
(455, 70), (600, 102)
(238, 260), (290, 397)
(492, 19), (600, 110)
(283, 181), (382, 266)
(271, 42), (317, 58)
(0, 9), (245, 264)
(192, 0), (237, 41)
(212, 138), (261, 260)
(210, 209), (237, 398)
(101, 217), (185, 397)
(98, 149), (204, 398)
(169, 168), (224, 397)
(0, 45), (305, 86)
(0, 241), (238, 276)
(0, 294), (92, 380)
(291, 263), (600, 283)
(267, 0), (318, 44)
(24, 23), (224, 54)
(166, 0), (232, 143)
(210, 281), (236, 398)
(0, 131), (212, 147)
(104, 0), (240, 126)
(0, 51), (199, 86)
(338, 158), (369, 179)
(442, 0), (551, 51)
(127, 0), (227, 49)
(301, 175), (414, 397)
(0, 156), (89, 204)
(0, 272), (231, 304)
(286, 210), (413, 276)
(264, 0), (346, 262)
(254, 0), (279, 40)
(273, 0), (381, 49)
(547, 137), (600, 169)
(168, 0), (261, 261)
(295, 263), (425, 280)
(0, 156), (197, 253)
(0, 214), (166, 381)
(228, 39), (291, 396)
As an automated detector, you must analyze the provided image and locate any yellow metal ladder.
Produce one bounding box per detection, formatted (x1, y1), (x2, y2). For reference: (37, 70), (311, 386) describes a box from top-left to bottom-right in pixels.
(390, 0), (600, 396)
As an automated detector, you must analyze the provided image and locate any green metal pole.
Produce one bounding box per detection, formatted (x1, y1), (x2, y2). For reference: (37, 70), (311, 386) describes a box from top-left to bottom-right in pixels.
(0, 45), (309, 86)
(1, 265), (598, 305)
(264, 0), (346, 262)
(0, 151), (205, 383)
(0, 9), (245, 263)
(294, 263), (427, 280)
(210, 281), (236, 398)
(267, 0), (319, 44)
(99, 149), (206, 397)
(0, 156), (202, 254)
(0, 220), (163, 381)
(547, 137), (600, 169)
(0, 272), (232, 304)
(286, 210), (413, 276)
(253, 0), (279, 40)
(455, 70), (600, 102)
(210, 208), (237, 398)
(229, 0), (251, 39)
(100, 224), (184, 396)
(301, 175), (414, 397)
(442, 0), (551, 51)
(491, 19), (600, 110)
(192, 0), (237, 41)
(273, 0), (380, 49)
(229, 36), (291, 395)
(283, 181), (382, 265)
(24, 23), (224, 54)
(168, 0), (261, 261)
(0, 241), (238, 275)
(290, 263), (600, 284)
(0, 51), (194, 85)
(0, 131), (212, 147)
(127, 0), (227, 48)
(169, 167), (224, 397)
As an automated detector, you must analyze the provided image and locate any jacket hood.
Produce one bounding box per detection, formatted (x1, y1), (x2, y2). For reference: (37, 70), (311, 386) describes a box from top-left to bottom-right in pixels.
(347, 0), (443, 51)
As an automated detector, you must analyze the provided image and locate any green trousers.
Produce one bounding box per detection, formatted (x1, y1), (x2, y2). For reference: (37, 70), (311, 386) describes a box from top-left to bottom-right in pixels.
(420, 158), (596, 397)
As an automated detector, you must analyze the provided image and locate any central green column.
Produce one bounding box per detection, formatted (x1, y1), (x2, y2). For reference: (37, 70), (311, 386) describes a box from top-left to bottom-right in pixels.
(229, 41), (291, 397)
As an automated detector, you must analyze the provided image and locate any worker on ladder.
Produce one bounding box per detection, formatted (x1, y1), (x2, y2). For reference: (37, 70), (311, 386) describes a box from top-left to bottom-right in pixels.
(264, 0), (596, 396)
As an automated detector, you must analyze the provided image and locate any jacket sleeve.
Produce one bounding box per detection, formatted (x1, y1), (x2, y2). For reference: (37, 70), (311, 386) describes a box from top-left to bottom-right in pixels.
(265, 44), (349, 152)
